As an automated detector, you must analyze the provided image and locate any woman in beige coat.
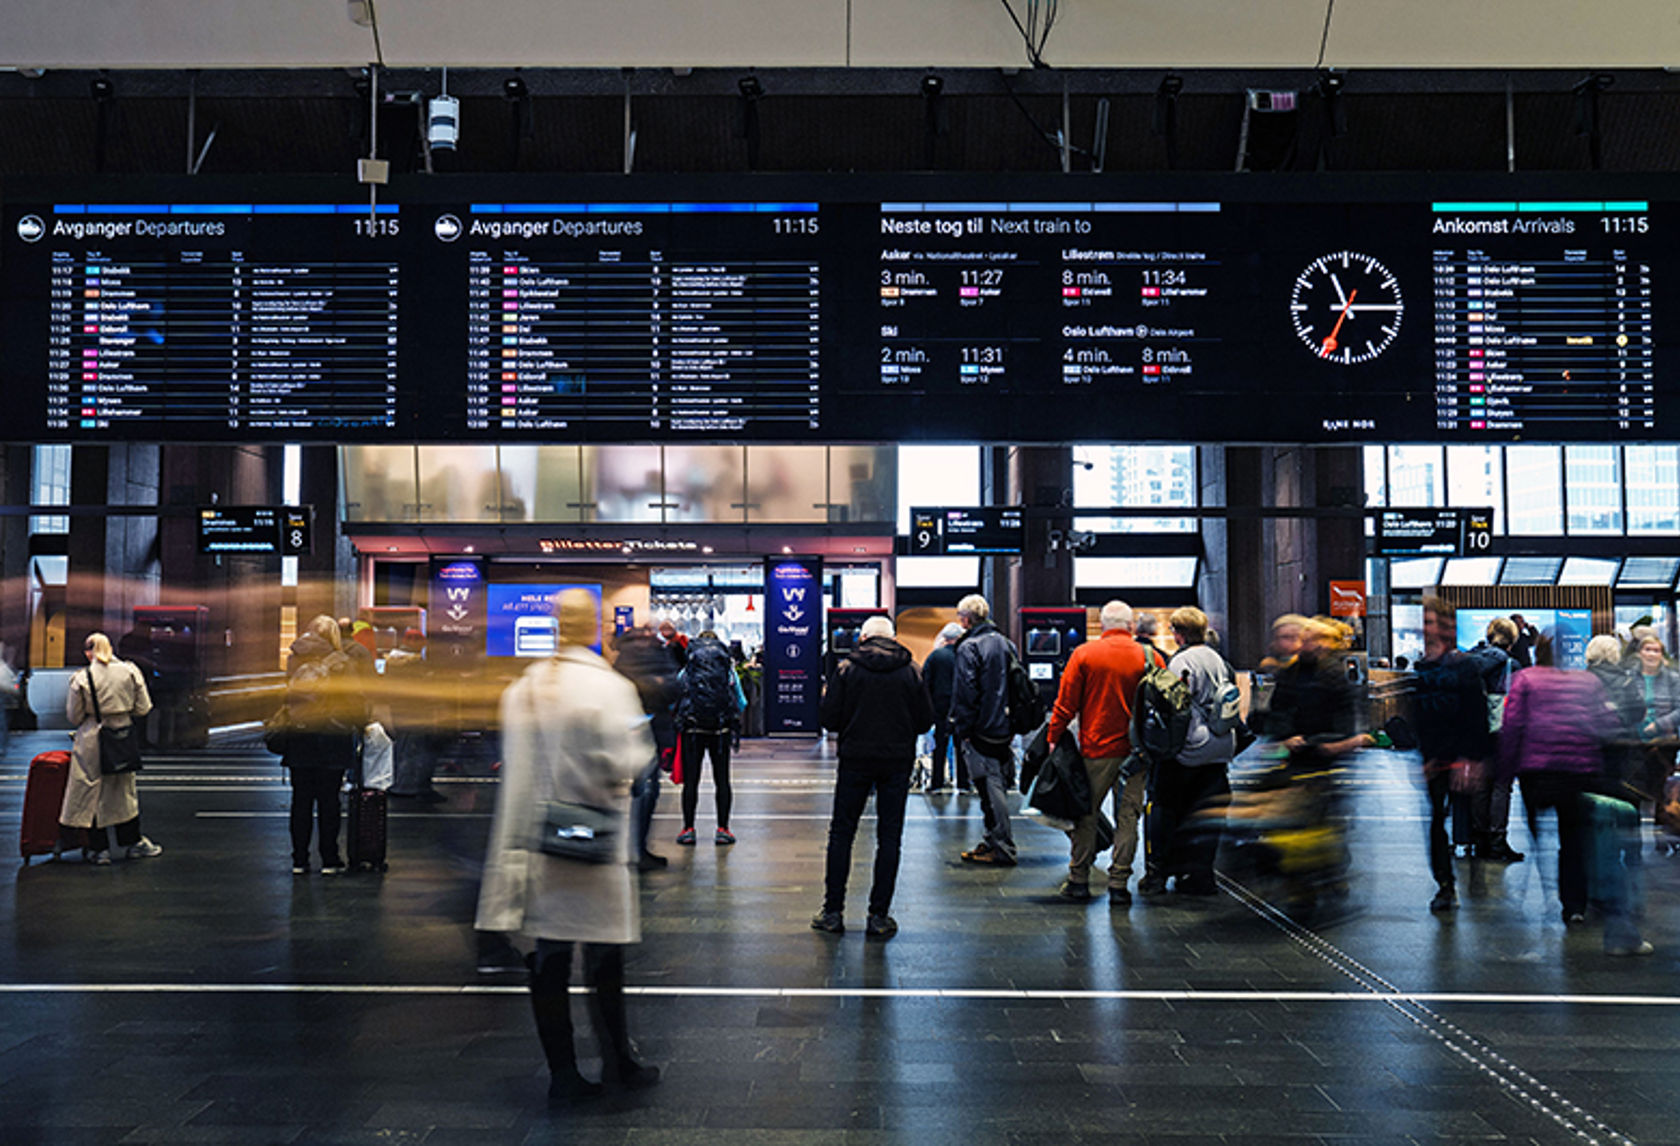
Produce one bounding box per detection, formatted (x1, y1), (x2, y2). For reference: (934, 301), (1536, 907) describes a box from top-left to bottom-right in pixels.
(61, 632), (162, 864)
(475, 589), (657, 1106)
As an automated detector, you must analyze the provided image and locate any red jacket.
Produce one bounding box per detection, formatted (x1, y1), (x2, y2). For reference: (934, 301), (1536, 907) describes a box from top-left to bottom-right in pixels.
(1047, 629), (1151, 761)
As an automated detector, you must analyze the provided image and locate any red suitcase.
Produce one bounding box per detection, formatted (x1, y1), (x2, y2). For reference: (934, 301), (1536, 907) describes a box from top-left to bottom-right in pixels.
(21, 750), (71, 863)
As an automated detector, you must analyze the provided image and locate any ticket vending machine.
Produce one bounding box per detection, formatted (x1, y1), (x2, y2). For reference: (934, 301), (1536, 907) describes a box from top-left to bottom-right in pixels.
(825, 608), (890, 678)
(1018, 607), (1088, 709)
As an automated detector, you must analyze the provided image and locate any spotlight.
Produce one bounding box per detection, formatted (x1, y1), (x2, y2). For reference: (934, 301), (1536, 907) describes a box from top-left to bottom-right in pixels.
(428, 94), (460, 150)
(737, 74), (763, 100)
(503, 76), (528, 101)
(920, 73), (944, 97)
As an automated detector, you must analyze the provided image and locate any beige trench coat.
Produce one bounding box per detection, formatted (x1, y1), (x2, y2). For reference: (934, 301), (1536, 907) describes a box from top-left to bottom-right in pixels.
(61, 659), (153, 829)
(475, 647), (652, 945)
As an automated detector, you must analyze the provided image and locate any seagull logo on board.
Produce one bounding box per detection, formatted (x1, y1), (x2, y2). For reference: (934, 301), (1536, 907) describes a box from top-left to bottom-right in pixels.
(17, 215), (44, 242)
(434, 214), (462, 242)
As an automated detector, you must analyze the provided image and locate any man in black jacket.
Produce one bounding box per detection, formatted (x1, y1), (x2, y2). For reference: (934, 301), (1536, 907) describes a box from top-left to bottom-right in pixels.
(813, 615), (934, 939)
(950, 593), (1020, 865)
(921, 622), (967, 792)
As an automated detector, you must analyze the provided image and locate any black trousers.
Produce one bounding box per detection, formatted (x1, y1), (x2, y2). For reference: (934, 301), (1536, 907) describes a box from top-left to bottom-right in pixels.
(289, 767), (345, 867)
(1520, 771), (1591, 917)
(823, 756), (913, 918)
(529, 941), (633, 1080)
(1424, 768), (1457, 890)
(930, 717), (967, 790)
(680, 731), (733, 830)
(1144, 759), (1230, 883)
(64, 816), (141, 854)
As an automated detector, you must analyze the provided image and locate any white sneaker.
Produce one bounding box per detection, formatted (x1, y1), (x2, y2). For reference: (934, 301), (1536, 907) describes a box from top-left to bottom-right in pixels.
(126, 838), (163, 859)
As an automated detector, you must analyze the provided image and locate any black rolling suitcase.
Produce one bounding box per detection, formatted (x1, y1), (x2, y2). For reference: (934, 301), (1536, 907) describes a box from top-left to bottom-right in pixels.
(345, 743), (388, 872)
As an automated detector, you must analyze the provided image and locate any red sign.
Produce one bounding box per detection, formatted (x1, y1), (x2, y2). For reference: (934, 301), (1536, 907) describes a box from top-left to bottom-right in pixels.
(1329, 581), (1367, 618)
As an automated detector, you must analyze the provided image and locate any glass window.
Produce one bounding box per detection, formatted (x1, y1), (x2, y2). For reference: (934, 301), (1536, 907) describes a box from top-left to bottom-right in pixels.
(1564, 445), (1622, 535)
(1500, 556), (1563, 585)
(1558, 556), (1620, 585)
(588, 445), (664, 523)
(896, 446), (978, 534)
(1071, 556), (1198, 588)
(416, 445), (502, 523)
(663, 446), (746, 523)
(832, 445), (897, 525)
(1389, 557), (1443, 589)
(30, 443), (70, 535)
(1362, 445), (1387, 510)
(1072, 445), (1196, 533)
(746, 446), (828, 524)
(1445, 445), (1504, 534)
(1387, 446), (1443, 507)
(341, 446), (418, 523)
(498, 445), (583, 523)
(1625, 446), (1680, 535)
(1439, 557), (1502, 585)
(1504, 446), (1562, 535)
(1618, 557), (1680, 589)
(894, 556), (981, 589)
(1392, 602), (1425, 666)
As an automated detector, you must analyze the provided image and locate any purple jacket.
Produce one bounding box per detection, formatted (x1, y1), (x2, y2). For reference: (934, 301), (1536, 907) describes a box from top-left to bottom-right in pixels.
(1497, 666), (1616, 781)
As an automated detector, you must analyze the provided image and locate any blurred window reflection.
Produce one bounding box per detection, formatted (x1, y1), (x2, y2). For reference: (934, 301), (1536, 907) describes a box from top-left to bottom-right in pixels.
(416, 446), (503, 523)
(341, 446), (419, 523)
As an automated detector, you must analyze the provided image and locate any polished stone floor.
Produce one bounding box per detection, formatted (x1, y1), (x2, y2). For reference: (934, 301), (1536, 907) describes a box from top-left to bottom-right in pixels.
(1, 730), (1677, 1145)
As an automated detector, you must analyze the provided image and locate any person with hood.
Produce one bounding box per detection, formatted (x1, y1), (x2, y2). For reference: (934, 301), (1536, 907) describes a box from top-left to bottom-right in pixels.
(281, 615), (368, 875)
(674, 629), (746, 846)
(812, 615), (934, 938)
(950, 593), (1022, 866)
(920, 622), (967, 792)
(476, 589), (660, 1105)
(60, 632), (162, 864)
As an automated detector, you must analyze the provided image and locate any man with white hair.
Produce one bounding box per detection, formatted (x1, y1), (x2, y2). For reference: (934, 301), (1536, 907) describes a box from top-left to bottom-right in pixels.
(921, 622), (969, 792)
(1045, 600), (1156, 905)
(814, 614), (934, 939)
(950, 594), (1023, 865)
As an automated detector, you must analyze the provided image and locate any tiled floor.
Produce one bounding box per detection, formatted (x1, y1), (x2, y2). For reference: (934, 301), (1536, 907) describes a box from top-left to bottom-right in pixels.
(1, 731), (1676, 1145)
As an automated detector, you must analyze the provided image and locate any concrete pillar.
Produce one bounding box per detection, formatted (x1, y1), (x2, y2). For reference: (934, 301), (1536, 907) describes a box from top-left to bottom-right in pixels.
(1008, 445), (1072, 642)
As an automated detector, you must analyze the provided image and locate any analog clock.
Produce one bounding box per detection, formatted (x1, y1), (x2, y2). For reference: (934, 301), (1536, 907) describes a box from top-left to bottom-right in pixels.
(1290, 251), (1404, 364)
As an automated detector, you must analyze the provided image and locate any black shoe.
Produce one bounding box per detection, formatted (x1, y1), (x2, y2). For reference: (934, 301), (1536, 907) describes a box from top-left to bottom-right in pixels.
(865, 914), (898, 940)
(615, 1060), (661, 1089)
(810, 911), (845, 935)
(637, 852), (669, 872)
(1056, 880), (1095, 902)
(547, 1073), (604, 1107)
(1429, 887), (1457, 913)
(1109, 886), (1132, 907)
(1484, 840), (1526, 863)
(1137, 874), (1169, 897)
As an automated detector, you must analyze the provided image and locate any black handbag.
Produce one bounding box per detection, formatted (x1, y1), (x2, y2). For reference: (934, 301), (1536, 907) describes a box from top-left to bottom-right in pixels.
(538, 801), (619, 863)
(88, 664), (144, 776)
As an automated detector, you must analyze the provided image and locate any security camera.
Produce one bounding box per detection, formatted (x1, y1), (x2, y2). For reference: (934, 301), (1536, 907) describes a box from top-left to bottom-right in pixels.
(428, 94), (460, 150)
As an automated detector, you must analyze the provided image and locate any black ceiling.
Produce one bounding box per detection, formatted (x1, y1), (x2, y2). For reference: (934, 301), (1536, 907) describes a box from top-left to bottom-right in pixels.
(1, 67), (1678, 177)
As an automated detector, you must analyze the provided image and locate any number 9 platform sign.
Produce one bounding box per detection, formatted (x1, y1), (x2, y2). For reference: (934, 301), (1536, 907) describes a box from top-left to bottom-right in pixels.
(763, 556), (823, 736)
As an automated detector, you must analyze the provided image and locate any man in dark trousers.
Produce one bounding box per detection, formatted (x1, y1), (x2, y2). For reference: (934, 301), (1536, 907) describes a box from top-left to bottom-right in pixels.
(920, 622), (967, 792)
(950, 593), (1022, 866)
(1412, 597), (1493, 914)
(813, 615), (934, 939)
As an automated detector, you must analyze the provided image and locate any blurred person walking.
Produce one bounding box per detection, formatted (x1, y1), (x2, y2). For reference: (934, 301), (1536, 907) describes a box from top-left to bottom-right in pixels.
(921, 622), (967, 792)
(1044, 600), (1151, 904)
(1627, 633), (1680, 822)
(280, 616), (367, 875)
(1411, 598), (1493, 913)
(477, 590), (659, 1105)
(60, 632), (162, 864)
(812, 615), (934, 938)
(385, 628), (444, 804)
(612, 626), (682, 871)
(1465, 617), (1523, 862)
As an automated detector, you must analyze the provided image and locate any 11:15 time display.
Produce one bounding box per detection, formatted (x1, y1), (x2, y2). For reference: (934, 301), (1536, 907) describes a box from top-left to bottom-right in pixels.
(1602, 216), (1649, 234)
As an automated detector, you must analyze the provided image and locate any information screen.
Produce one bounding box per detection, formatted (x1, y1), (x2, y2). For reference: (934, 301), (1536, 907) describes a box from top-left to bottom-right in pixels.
(1374, 507), (1495, 556)
(196, 505), (314, 556)
(909, 505), (1027, 554)
(4, 175), (1676, 444)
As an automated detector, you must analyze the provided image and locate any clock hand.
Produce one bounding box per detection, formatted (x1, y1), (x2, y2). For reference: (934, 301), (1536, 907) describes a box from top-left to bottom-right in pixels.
(1320, 289), (1357, 357)
(1330, 272), (1348, 307)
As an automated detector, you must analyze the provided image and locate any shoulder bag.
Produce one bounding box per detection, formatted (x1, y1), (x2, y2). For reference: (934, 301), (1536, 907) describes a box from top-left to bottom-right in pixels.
(88, 664), (144, 775)
(527, 674), (619, 864)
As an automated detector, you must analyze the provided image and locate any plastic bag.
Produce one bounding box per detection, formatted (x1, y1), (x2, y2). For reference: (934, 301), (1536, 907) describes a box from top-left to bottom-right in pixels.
(362, 721), (394, 790)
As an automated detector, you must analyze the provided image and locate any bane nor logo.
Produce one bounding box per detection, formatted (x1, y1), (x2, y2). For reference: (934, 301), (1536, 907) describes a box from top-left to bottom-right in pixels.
(434, 214), (462, 242)
(17, 215), (45, 242)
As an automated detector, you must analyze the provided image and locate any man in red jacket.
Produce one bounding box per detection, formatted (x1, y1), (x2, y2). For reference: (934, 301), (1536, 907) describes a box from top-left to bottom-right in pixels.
(1045, 600), (1156, 906)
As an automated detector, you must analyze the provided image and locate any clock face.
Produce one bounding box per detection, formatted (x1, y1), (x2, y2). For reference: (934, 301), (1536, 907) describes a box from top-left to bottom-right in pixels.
(1290, 251), (1404, 364)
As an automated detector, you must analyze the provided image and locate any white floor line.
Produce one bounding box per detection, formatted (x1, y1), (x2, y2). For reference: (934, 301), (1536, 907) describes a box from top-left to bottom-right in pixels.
(0, 982), (1674, 1005)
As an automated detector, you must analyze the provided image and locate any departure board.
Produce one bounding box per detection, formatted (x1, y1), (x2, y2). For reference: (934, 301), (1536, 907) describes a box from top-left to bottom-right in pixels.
(4, 175), (1678, 444)
(7, 200), (404, 438)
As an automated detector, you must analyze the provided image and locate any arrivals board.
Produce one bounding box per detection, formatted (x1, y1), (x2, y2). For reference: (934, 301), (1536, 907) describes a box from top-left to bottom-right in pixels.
(3, 175), (1674, 444)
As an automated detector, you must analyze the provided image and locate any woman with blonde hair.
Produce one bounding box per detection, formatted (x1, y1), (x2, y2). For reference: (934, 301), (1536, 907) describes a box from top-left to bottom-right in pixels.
(60, 631), (162, 864)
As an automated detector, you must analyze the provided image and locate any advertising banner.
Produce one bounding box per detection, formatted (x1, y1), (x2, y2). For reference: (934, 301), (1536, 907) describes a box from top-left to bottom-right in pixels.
(484, 583), (601, 657)
(428, 557), (487, 667)
(763, 556), (823, 735)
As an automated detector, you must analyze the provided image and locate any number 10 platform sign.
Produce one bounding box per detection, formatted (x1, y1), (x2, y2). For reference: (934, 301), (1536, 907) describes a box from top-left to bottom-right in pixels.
(763, 556), (823, 736)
